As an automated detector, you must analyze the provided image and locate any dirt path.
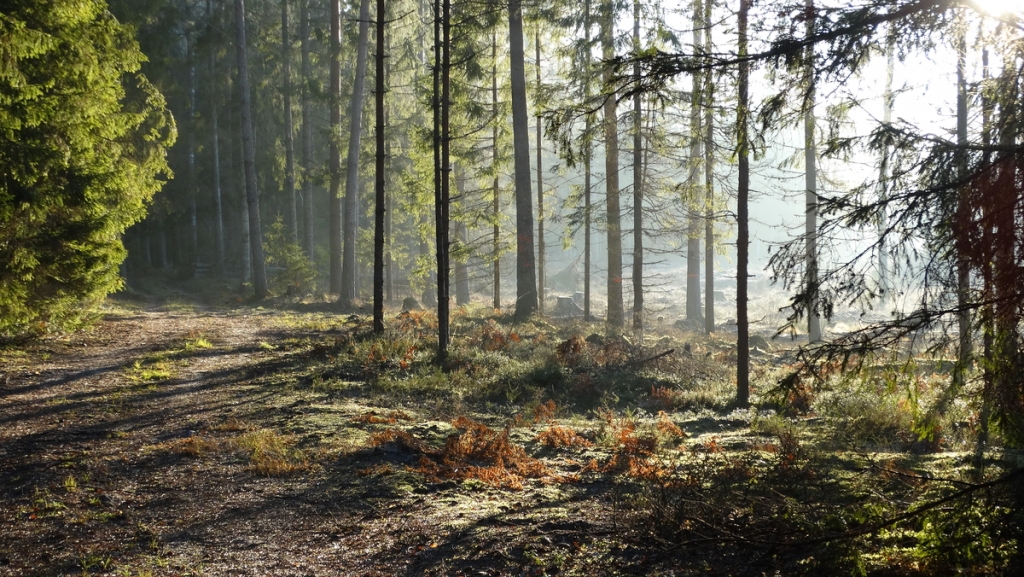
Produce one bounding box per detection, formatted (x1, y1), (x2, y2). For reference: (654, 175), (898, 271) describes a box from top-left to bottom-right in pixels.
(0, 308), (640, 577)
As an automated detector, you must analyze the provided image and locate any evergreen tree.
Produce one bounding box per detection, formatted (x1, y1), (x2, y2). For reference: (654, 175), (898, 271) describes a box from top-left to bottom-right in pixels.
(0, 0), (174, 334)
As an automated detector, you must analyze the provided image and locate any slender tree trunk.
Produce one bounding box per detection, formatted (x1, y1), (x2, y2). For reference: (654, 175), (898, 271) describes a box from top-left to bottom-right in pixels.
(341, 0), (372, 306)
(436, 0), (452, 357)
(373, 0), (386, 333)
(384, 28), (393, 304)
(583, 1), (592, 322)
(235, 0), (268, 298)
(703, 0), (715, 334)
(954, 14), (972, 388)
(329, 0), (342, 293)
(977, 46), (993, 460)
(187, 36), (198, 274)
(300, 0), (314, 260)
(208, 0), (225, 272)
(282, 0), (298, 243)
(878, 27), (895, 303)
(510, 0), (538, 320)
(454, 169), (470, 305)
(686, 0), (702, 323)
(736, 0), (750, 407)
(805, 0), (822, 342)
(536, 31), (545, 316)
(603, 0), (623, 333)
(492, 32), (501, 310)
(632, 0), (643, 332)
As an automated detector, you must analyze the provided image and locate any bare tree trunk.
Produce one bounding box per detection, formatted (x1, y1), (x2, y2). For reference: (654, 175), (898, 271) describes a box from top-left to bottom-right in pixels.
(329, 0), (342, 294)
(510, 0), (538, 321)
(878, 27), (895, 304)
(736, 0), (750, 407)
(703, 0), (715, 334)
(300, 0), (314, 260)
(536, 31), (545, 316)
(805, 0), (822, 342)
(235, 0), (268, 298)
(583, 1), (593, 322)
(282, 0), (298, 243)
(492, 32), (501, 310)
(436, 0), (452, 357)
(207, 0), (225, 272)
(384, 28), (393, 304)
(685, 0), (702, 323)
(954, 14), (972, 388)
(632, 0), (643, 332)
(186, 34), (198, 275)
(977, 46), (993, 460)
(341, 0), (372, 307)
(454, 170), (470, 306)
(603, 0), (623, 333)
(373, 0), (386, 333)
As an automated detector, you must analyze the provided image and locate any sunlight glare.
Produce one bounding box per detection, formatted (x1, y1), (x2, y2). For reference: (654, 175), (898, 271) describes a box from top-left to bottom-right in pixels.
(969, 0), (1024, 17)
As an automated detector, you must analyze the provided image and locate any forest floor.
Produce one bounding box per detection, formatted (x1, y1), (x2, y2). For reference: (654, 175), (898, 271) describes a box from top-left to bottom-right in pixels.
(1, 291), (1021, 576)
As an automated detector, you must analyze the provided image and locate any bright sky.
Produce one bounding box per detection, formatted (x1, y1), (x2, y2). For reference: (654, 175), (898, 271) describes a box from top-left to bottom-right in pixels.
(969, 0), (1024, 17)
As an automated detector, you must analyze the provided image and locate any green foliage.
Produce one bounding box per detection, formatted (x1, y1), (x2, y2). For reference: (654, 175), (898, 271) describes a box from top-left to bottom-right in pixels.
(264, 217), (317, 296)
(0, 0), (174, 335)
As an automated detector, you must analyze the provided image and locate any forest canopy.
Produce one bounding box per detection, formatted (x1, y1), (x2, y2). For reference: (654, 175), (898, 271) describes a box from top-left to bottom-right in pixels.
(0, 0), (175, 336)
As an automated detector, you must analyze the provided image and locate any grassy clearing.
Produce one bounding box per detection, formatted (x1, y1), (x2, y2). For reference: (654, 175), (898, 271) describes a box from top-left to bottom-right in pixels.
(4, 302), (1020, 575)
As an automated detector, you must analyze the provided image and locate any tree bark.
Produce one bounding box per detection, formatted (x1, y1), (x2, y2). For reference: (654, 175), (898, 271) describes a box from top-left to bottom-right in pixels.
(373, 0), (386, 333)
(492, 32), (501, 310)
(603, 0), (623, 333)
(736, 0), (750, 407)
(805, 0), (822, 342)
(329, 0), (342, 294)
(686, 0), (702, 323)
(632, 0), (643, 332)
(207, 0), (225, 272)
(235, 0), (268, 298)
(703, 0), (715, 334)
(300, 0), (314, 260)
(510, 0), (538, 321)
(954, 14), (972, 388)
(282, 0), (297, 243)
(536, 31), (545, 316)
(583, 2), (592, 322)
(341, 0), (372, 306)
(436, 0), (452, 357)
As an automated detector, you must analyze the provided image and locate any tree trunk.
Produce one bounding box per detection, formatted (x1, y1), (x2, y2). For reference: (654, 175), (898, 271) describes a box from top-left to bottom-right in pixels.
(954, 15), (972, 388)
(509, 0), (538, 321)
(736, 0), (750, 408)
(235, 0), (268, 298)
(632, 0), (643, 332)
(300, 0), (314, 260)
(186, 36), (198, 274)
(384, 27), (393, 304)
(805, 0), (822, 342)
(207, 0), (225, 273)
(435, 0), (452, 357)
(603, 0), (623, 333)
(703, 0), (715, 334)
(492, 32), (501, 310)
(373, 0), (386, 333)
(341, 0), (372, 307)
(329, 0), (342, 293)
(878, 27), (894, 304)
(282, 0), (298, 243)
(583, 2), (592, 322)
(454, 170), (470, 306)
(686, 0), (702, 323)
(536, 31), (545, 316)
